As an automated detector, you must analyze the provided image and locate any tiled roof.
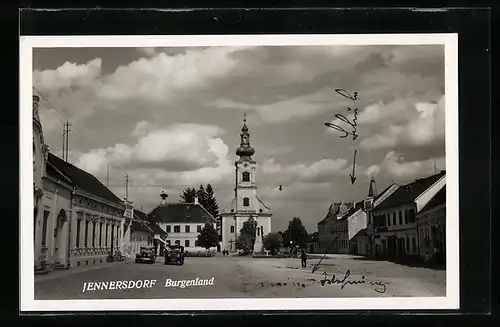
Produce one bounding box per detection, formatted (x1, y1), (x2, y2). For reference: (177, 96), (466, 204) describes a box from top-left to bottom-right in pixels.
(352, 228), (368, 238)
(318, 201), (355, 225)
(136, 210), (167, 236)
(376, 171), (446, 210)
(148, 203), (216, 224)
(47, 152), (123, 205)
(46, 161), (72, 185)
(420, 186), (446, 213)
(339, 201), (364, 220)
(132, 210), (154, 234)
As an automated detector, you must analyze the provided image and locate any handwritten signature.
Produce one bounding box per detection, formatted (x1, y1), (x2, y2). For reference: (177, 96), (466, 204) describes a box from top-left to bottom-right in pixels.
(255, 271), (387, 293)
(319, 270), (387, 293)
(324, 88), (360, 140)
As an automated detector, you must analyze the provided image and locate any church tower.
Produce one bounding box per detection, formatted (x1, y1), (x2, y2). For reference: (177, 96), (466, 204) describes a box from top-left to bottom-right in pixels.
(221, 114), (272, 254)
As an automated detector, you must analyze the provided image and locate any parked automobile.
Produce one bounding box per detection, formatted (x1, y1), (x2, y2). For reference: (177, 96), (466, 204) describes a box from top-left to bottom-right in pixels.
(135, 246), (157, 264)
(164, 245), (185, 266)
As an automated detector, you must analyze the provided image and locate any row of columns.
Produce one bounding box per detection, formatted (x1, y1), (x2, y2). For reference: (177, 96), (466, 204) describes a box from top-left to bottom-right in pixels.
(73, 211), (122, 255)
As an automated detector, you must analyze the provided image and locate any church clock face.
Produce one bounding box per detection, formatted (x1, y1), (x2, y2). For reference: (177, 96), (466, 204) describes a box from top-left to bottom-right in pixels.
(243, 136), (248, 143)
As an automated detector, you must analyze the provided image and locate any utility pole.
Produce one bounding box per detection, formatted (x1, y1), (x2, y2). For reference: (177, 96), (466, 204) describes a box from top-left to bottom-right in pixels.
(124, 173), (130, 200)
(106, 165), (110, 187)
(61, 121), (71, 162)
(433, 159), (437, 174)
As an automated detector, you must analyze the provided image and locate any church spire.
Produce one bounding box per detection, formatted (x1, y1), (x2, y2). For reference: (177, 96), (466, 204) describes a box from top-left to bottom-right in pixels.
(368, 175), (378, 198)
(236, 113), (255, 158)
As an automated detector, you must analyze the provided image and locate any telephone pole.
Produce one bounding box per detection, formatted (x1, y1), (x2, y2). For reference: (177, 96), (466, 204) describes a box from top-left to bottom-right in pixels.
(61, 121), (71, 162)
(124, 173), (130, 200)
(106, 165), (110, 187)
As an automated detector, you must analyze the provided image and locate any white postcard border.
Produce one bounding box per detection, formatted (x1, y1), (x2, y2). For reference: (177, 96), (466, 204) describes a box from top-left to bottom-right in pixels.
(20, 34), (459, 311)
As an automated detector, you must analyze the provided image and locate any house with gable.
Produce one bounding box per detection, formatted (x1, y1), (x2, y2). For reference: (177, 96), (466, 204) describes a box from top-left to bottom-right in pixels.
(147, 192), (218, 254)
(317, 201), (354, 254)
(372, 171), (446, 260)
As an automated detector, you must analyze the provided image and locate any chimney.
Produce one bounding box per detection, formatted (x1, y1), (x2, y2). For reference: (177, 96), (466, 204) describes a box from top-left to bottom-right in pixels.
(194, 195), (199, 205)
(160, 191), (168, 205)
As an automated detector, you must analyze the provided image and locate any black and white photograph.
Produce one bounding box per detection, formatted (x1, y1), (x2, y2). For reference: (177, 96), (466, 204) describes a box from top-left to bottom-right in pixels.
(21, 34), (459, 311)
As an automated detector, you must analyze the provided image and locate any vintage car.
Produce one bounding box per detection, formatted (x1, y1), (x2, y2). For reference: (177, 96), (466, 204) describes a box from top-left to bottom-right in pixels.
(135, 246), (157, 264)
(164, 245), (185, 266)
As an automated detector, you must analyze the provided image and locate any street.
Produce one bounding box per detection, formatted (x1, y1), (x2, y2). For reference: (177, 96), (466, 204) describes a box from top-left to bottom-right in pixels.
(34, 254), (446, 299)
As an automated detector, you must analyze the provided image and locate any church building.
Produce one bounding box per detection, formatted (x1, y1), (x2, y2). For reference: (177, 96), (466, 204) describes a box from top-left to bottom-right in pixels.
(221, 115), (272, 254)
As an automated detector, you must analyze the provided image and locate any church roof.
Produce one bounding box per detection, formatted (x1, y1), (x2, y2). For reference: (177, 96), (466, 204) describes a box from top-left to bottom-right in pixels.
(221, 196), (272, 215)
(148, 203), (216, 224)
(47, 152), (123, 205)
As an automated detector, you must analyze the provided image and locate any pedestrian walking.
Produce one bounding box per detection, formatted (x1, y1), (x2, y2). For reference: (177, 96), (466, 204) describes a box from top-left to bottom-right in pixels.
(300, 249), (307, 268)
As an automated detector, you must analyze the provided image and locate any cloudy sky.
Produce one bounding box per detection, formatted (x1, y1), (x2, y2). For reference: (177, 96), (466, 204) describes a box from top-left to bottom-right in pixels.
(33, 45), (446, 232)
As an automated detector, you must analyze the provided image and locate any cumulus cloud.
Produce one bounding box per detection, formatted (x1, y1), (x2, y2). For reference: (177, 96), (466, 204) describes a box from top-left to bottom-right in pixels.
(359, 95), (445, 150)
(34, 58), (102, 92)
(76, 122), (230, 177)
(378, 151), (446, 180)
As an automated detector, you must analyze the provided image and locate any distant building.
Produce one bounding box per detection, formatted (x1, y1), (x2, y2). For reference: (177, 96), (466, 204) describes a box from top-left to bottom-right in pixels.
(220, 115), (272, 253)
(129, 210), (155, 257)
(372, 171), (446, 260)
(148, 193), (217, 253)
(317, 201), (354, 254)
(417, 186), (446, 263)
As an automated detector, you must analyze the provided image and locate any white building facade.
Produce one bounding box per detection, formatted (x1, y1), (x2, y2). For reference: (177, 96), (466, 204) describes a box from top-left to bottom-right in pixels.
(220, 116), (272, 253)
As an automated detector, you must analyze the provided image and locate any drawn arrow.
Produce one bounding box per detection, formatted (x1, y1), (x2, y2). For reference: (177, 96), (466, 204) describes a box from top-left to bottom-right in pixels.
(349, 150), (357, 185)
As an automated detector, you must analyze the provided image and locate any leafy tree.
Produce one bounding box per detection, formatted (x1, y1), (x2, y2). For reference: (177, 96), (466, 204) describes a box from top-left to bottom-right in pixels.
(263, 232), (283, 255)
(311, 232), (319, 243)
(282, 217), (309, 248)
(196, 222), (219, 250)
(180, 188), (197, 203)
(238, 217), (257, 251)
(235, 233), (253, 253)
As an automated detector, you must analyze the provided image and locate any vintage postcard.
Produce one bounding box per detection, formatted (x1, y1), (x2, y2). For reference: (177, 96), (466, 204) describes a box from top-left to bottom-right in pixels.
(20, 34), (459, 311)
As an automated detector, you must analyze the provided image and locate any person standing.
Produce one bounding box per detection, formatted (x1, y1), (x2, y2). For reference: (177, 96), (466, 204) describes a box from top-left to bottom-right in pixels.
(300, 249), (307, 268)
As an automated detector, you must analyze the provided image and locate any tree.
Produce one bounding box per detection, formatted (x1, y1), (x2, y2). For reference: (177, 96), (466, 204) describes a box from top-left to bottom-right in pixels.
(196, 222), (219, 250)
(311, 232), (319, 243)
(197, 185), (208, 206)
(235, 233), (253, 253)
(237, 217), (257, 252)
(282, 217), (309, 248)
(204, 184), (220, 236)
(180, 188), (197, 203)
(263, 232), (283, 255)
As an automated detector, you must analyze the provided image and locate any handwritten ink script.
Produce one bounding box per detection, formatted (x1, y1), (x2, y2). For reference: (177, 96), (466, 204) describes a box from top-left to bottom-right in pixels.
(255, 271), (387, 293)
(319, 270), (387, 293)
(324, 88), (360, 140)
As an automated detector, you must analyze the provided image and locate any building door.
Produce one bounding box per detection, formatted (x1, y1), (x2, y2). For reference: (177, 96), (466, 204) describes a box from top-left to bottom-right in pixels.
(54, 209), (68, 265)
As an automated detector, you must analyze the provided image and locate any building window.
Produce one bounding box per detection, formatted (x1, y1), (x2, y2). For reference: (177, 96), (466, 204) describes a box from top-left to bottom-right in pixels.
(174, 225), (180, 233)
(84, 221), (89, 247)
(185, 225), (190, 233)
(243, 197), (250, 207)
(195, 240), (199, 247)
(76, 220), (81, 248)
(175, 240), (180, 245)
(242, 172), (250, 182)
(404, 211), (408, 224)
(230, 226), (235, 233)
(387, 214), (391, 226)
(197, 225), (202, 232)
(41, 210), (50, 247)
(92, 222), (96, 247)
(105, 224), (108, 247)
(399, 211), (403, 225)
(406, 238), (410, 252)
(166, 225), (171, 233)
(412, 237), (416, 253)
(185, 240), (190, 247)
(392, 212), (396, 225)
(406, 209), (416, 223)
